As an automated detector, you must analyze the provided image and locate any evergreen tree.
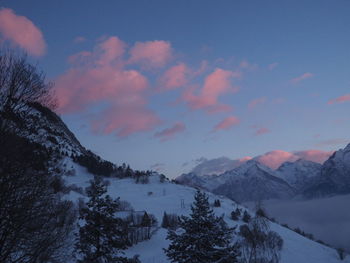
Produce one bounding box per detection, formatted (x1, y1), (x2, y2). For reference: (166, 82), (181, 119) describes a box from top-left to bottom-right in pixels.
(141, 212), (152, 227)
(242, 211), (251, 223)
(75, 176), (130, 263)
(214, 199), (221, 207)
(231, 208), (241, 221)
(161, 212), (170, 228)
(164, 190), (239, 263)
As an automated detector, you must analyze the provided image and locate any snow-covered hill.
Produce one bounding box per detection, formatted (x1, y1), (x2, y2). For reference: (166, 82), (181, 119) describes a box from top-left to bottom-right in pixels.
(62, 166), (349, 263)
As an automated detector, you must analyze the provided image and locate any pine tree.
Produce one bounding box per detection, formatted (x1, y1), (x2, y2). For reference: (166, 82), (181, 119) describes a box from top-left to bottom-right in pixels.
(164, 190), (239, 263)
(242, 211), (251, 223)
(141, 212), (152, 227)
(75, 176), (130, 263)
(161, 212), (170, 228)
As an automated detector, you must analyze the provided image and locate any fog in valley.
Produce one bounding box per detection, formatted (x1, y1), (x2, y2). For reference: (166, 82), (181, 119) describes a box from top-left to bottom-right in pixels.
(245, 194), (350, 253)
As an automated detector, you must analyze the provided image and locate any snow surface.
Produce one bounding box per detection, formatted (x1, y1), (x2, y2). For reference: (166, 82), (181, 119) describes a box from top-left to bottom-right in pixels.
(63, 166), (350, 263)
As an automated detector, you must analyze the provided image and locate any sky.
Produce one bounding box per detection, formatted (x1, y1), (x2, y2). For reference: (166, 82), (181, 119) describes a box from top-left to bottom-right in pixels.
(1, 0), (350, 177)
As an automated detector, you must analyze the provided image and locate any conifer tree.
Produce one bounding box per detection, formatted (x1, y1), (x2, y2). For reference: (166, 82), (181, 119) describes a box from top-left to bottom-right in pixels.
(164, 190), (239, 263)
(141, 212), (152, 227)
(75, 176), (130, 263)
(161, 212), (170, 228)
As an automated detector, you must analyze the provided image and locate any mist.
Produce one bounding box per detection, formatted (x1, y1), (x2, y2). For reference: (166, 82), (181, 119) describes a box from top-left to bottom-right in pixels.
(245, 194), (350, 253)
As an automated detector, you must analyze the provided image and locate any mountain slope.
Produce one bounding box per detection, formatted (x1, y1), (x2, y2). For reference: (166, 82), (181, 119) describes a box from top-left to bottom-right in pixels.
(304, 144), (350, 198)
(212, 160), (295, 202)
(276, 159), (322, 193)
(178, 160), (295, 202)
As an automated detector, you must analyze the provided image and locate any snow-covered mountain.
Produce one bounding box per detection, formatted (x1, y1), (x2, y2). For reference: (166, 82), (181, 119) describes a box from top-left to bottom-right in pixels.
(4, 103), (350, 262)
(178, 160), (295, 202)
(276, 159), (322, 193)
(304, 144), (350, 198)
(179, 147), (350, 201)
(190, 157), (248, 176)
(212, 160), (295, 202)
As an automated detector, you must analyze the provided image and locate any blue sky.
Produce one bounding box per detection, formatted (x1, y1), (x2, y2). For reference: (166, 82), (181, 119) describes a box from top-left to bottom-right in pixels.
(1, 0), (350, 177)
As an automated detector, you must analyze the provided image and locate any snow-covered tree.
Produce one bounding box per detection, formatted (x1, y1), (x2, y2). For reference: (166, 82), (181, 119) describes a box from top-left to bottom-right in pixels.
(75, 176), (130, 263)
(164, 190), (239, 263)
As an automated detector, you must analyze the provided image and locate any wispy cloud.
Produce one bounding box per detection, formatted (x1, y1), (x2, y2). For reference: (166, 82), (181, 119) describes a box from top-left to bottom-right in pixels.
(291, 72), (314, 84)
(328, 94), (350, 104)
(314, 138), (348, 147)
(255, 127), (271, 136)
(248, 97), (266, 110)
(213, 116), (240, 132)
(73, 36), (86, 43)
(154, 122), (186, 141)
(268, 62), (279, 70)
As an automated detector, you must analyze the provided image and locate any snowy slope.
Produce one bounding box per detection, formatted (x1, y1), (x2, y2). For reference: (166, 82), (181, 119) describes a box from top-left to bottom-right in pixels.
(62, 167), (349, 263)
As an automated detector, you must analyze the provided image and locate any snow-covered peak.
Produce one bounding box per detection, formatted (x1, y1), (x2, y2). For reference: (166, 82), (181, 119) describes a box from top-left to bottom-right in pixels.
(230, 159), (275, 177)
(190, 157), (247, 176)
(276, 159), (321, 192)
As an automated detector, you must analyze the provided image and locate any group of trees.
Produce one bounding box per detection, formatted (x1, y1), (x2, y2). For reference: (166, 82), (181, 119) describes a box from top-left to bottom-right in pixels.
(0, 130), (76, 263)
(75, 175), (161, 262)
(72, 152), (154, 183)
(164, 191), (285, 263)
(0, 50), (76, 263)
(75, 176), (132, 263)
(161, 212), (179, 229)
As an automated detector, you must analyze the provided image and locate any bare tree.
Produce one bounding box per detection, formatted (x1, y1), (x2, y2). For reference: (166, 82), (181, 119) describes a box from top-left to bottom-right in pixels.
(238, 215), (283, 263)
(0, 49), (56, 116)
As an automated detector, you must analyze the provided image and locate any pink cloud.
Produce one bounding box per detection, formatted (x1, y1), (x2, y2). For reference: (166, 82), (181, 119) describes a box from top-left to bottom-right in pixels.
(256, 150), (298, 169)
(328, 94), (350, 104)
(74, 36), (86, 43)
(55, 36), (160, 137)
(213, 116), (240, 131)
(158, 63), (188, 90)
(182, 68), (241, 113)
(268, 62), (279, 70)
(154, 122), (185, 141)
(240, 60), (258, 71)
(255, 127), (271, 136)
(129, 40), (172, 69)
(239, 156), (253, 162)
(294, 150), (334, 164)
(291, 72), (314, 83)
(248, 97), (266, 110)
(0, 8), (46, 56)
(256, 149), (333, 169)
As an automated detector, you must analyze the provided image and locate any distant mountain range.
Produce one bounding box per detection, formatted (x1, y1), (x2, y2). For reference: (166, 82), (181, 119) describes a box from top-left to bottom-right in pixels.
(176, 145), (350, 202)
